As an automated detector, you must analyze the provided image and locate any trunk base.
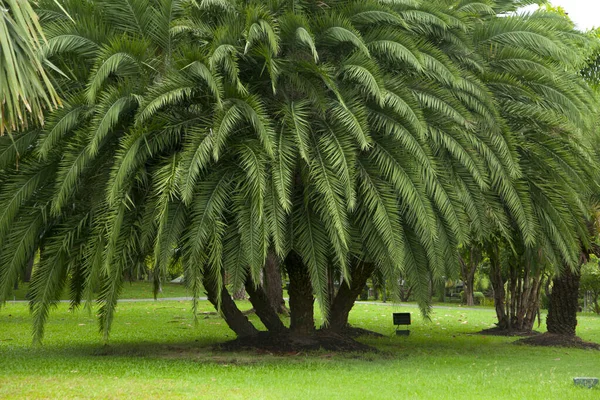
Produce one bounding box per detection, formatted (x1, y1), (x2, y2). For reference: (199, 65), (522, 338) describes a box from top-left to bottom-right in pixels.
(516, 333), (600, 350)
(217, 330), (376, 353)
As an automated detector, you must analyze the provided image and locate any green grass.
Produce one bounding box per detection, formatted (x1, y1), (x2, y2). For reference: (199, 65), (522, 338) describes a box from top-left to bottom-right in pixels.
(1, 299), (599, 399)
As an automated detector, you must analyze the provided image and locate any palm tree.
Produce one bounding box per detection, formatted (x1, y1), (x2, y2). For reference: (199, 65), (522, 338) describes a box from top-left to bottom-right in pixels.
(0, 0), (596, 348)
(0, 0), (61, 134)
(474, 6), (599, 334)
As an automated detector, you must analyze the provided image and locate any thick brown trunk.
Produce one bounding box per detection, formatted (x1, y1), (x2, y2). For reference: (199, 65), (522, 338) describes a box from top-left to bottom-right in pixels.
(547, 264), (580, 336)
(203, 274), (258, 338)
(245, 279), (287, 333)
(263, 250), (288, 314)
(286, 252), (314, 335)
(328, 262), (376, 332)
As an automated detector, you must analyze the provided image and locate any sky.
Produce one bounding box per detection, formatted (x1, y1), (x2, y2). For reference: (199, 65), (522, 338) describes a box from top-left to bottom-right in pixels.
(522, 0), (600, 31)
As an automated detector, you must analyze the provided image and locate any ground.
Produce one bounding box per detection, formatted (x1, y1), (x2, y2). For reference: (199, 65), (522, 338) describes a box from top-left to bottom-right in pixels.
(1, 287), (599, 399)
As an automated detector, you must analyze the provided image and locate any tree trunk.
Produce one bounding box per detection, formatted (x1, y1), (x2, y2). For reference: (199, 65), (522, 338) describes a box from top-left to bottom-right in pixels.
(399, 280), (412, 302)
(232, 287), (246, 300)
(488, 243), (508, 330)
(459, 249), (479, 307)
(327, 264), (336, 309)
(524, 273), (541, 329)
(263, 250), (288, 314)
(487, 243), (541, 333)
(286, 252), (314, 335)
(547, 264), (580, 336)
(23, 256), (33, 283)
(202, 274), (258, 338)
(328, 262), (376, 332)
(245, 279), (287, 333)
(463, 277), (475, 306)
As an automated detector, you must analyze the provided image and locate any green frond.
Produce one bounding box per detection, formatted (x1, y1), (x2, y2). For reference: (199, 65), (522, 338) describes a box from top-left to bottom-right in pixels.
(37, 101), (88, 159)
(0, 129), (39, 168)
(0, 210), (43, 306)
(272, 123), (296, 212)
(309, 135), (350, 273)
(0, 0), (61, 133)
(320, 26), (370, 57)
(266, 176), (290, 257)
(183, 171), (233, 272)
(292, 200), (330, 320)
(294, 26), (318, 62)
(0, 165), (54, 242)
(86, 41), (146, 103)
(87, 90), (140, 158)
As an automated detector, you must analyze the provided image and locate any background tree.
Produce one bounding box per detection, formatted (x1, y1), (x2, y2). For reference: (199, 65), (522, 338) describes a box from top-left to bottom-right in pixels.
(473, 4), (599, 334)
(580, 257), (600, 314)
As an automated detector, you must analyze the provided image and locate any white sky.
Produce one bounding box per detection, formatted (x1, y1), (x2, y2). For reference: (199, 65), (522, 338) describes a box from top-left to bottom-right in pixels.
(522, 1), (600, 31)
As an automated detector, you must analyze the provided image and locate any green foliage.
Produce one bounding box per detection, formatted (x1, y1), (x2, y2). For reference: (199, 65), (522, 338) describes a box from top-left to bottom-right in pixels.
(0, 0), (61, 133)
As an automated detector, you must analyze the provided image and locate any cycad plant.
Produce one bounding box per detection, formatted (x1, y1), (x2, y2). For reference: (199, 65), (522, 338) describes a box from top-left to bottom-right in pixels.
(0, 0), (597, 347)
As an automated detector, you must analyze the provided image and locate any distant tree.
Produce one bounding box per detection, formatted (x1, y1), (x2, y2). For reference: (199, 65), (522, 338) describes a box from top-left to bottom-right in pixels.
(580, 258), (600, 314)
(474, 4), (599, 335)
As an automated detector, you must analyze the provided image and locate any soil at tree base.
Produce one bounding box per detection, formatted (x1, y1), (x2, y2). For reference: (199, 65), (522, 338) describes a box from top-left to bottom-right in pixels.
(515, 333), (600, 350)
(217, 330), (377, 353)
(478, 327), (541, 337)
(339, 326), (386, 338)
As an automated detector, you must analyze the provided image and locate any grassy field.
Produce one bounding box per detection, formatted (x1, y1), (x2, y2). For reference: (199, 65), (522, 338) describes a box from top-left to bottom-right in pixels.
(1, 298), (599, 399)
(8, 281), (193, 301)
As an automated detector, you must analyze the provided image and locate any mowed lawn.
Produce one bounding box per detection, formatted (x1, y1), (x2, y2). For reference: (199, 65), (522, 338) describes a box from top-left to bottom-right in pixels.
(1, 298), (599, 399)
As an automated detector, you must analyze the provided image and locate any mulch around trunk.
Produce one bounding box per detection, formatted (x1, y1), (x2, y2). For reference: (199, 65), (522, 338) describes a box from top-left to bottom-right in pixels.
(515, 333), (600, 350)
(478, 327), (541, 337)
(217, 330), (377, 353)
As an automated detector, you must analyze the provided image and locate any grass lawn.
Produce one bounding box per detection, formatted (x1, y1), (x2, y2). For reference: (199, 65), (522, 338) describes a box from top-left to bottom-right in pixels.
(1, 299), (599, 399)
(8, 281), (193, 301)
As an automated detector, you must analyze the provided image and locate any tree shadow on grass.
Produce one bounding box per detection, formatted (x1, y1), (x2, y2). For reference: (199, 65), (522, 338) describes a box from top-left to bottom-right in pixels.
(83, 334), (387, 365)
